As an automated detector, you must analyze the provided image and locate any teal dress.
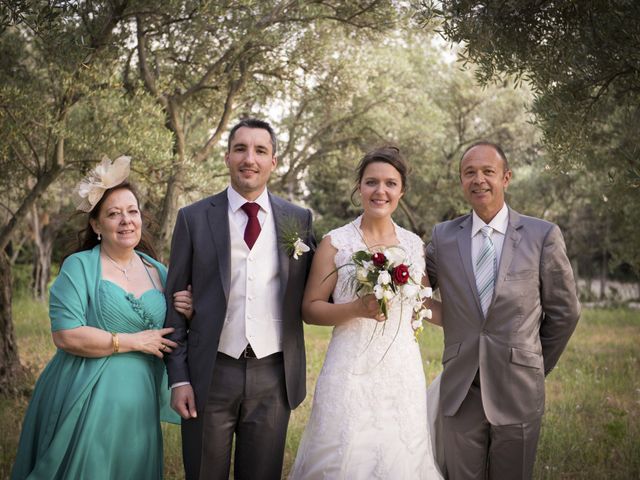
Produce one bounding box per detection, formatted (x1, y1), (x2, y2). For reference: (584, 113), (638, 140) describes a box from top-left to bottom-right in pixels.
(12, 246), (179, 480)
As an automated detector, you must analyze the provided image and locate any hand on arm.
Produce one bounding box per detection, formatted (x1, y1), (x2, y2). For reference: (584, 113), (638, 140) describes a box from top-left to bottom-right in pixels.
(173, 284), (193, 320)
(52, 326), (177, 358)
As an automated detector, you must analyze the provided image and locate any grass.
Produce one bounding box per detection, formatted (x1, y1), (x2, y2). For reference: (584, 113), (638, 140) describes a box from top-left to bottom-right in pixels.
(2, 297), (639, 479)
(533, 309), (640, 479)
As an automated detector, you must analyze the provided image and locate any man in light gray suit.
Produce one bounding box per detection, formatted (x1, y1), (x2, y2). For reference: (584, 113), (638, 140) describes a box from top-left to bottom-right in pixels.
(426, 142), (580, 479)
(164, 119), (314, 480)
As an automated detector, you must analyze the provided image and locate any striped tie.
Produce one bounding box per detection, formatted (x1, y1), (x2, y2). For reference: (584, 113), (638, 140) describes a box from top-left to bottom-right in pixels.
(475, 226), (497, 316)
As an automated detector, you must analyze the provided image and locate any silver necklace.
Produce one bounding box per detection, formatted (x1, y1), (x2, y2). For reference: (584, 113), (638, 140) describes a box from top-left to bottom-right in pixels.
(104, 252), (136, 280)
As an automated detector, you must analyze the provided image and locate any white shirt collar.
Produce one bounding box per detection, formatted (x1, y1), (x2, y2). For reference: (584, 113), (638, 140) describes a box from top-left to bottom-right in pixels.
(226, 185), (271, 214)
(472, 203), (509, 237)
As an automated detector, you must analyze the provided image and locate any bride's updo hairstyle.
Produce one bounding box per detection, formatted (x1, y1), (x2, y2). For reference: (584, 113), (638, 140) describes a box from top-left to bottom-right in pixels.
(350, 145), (409, 205)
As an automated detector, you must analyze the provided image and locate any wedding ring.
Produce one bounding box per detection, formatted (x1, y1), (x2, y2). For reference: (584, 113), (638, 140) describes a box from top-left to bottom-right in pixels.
(160, 344), (166, 351)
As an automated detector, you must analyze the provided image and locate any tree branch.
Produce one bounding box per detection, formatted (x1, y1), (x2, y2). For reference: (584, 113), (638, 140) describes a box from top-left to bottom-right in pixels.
(136, 15), (159, 98)
(192, 64), (249, 164)
(179, 45), (242, 101)
(0, 141), (64, 251)
(2, 106), (40, 174)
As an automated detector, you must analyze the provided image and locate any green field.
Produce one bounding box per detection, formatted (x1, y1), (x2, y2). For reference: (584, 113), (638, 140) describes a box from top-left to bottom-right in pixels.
(2, 298), (639, 479)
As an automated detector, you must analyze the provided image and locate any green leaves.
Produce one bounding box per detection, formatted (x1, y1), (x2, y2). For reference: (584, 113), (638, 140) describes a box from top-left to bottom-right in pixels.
(419, 0), (640, 272)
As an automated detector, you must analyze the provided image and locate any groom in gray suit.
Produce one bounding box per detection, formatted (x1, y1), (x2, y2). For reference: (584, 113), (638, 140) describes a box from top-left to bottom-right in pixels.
(426, 142), (580, 479)
(164, 118), (314, 480)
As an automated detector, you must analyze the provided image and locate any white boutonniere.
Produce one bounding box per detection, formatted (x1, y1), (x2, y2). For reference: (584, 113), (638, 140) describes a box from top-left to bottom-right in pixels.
(280, 217), (312, 260)
(292, 237), (311, 259)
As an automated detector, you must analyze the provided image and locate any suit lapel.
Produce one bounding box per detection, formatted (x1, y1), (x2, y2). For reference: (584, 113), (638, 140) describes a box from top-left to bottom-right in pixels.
(269, 193), (290, 301)
(207, 191), (231, 303)
(456, 215), (484, 317)
(492, 208), (522, 301)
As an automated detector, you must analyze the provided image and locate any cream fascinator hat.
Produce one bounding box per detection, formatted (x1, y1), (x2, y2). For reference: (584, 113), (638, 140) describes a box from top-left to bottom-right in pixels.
(75, 156), (131, 212)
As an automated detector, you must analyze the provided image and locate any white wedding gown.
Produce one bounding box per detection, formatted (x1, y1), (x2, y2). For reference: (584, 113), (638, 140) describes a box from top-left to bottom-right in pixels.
(290, 217), (444, 479)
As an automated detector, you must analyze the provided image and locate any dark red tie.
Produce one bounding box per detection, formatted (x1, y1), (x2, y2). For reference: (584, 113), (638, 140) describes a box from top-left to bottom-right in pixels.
(241, 202), (261, 249)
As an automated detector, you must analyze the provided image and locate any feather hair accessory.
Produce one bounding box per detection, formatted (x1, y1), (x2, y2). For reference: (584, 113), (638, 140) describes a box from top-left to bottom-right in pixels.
(75, 156), (131, 212)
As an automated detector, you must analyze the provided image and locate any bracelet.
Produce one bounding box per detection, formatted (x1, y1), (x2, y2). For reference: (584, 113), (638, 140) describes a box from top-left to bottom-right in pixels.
(111, 332), (119, 354)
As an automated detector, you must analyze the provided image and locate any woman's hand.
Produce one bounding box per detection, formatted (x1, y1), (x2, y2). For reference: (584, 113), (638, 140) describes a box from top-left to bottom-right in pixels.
(125, 327), (178, 358)
(353, 294), (385, 321)
(53, 326), (178, 358)
(173, 285), (193, 320)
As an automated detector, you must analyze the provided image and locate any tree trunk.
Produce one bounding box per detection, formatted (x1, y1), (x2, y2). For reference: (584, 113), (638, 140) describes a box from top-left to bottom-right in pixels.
(156, 99), (187, 260)
(600, 218), (609, 300)
(0, 251), (24, 395)
(32, 237), (53, 302)
(600, 252), (607, 300)
(157, 169), (182, 259)
(30, 207), (56, 302)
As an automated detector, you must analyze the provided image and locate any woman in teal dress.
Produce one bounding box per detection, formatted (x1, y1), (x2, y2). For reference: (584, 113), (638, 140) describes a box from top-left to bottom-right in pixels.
(12, 157), (192, 480)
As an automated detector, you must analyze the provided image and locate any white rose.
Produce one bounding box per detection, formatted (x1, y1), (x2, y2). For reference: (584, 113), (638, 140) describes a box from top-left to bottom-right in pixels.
(377, 270), (391, 285)
(373, 284), (385, 300)
(383, 288), (395, 301)
(411, 319), (423, 330)
(356, 266), (369, 282)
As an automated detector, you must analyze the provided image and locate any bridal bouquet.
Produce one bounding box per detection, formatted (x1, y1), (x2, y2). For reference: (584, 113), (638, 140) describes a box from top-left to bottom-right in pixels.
(350, 246), (433, 338)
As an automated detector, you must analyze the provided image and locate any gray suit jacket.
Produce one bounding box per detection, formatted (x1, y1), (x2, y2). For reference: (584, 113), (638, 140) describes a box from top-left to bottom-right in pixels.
(426, 208), (580, 425)
(164, 189), (315, 412)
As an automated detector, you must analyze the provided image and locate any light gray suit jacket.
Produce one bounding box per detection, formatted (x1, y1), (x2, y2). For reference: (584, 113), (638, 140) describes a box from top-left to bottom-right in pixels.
(164, 189), (315, 412)
(426, 208), (580, 425)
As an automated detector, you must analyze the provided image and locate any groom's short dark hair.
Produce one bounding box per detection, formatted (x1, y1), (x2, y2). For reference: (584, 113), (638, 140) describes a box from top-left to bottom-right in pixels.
(227, 118), (278, 155)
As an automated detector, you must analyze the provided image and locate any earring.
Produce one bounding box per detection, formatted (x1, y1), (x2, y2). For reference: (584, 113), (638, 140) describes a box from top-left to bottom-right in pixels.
(97, 233), (102, 241)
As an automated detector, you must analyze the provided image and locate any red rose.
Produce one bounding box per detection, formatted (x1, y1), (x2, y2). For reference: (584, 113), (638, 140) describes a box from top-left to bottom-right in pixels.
(372, 252), (386, 267)
(392, 264), (410, 285)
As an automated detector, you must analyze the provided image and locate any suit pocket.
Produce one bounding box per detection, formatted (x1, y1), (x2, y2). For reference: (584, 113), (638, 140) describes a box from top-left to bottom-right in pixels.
(442, 342), (461, 364)
(510, 347), (543, 369)
(505, 269), (535, 281)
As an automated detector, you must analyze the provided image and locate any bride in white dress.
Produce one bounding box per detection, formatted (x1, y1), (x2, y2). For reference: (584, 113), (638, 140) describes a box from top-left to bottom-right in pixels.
(290, 147), (444, 479)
